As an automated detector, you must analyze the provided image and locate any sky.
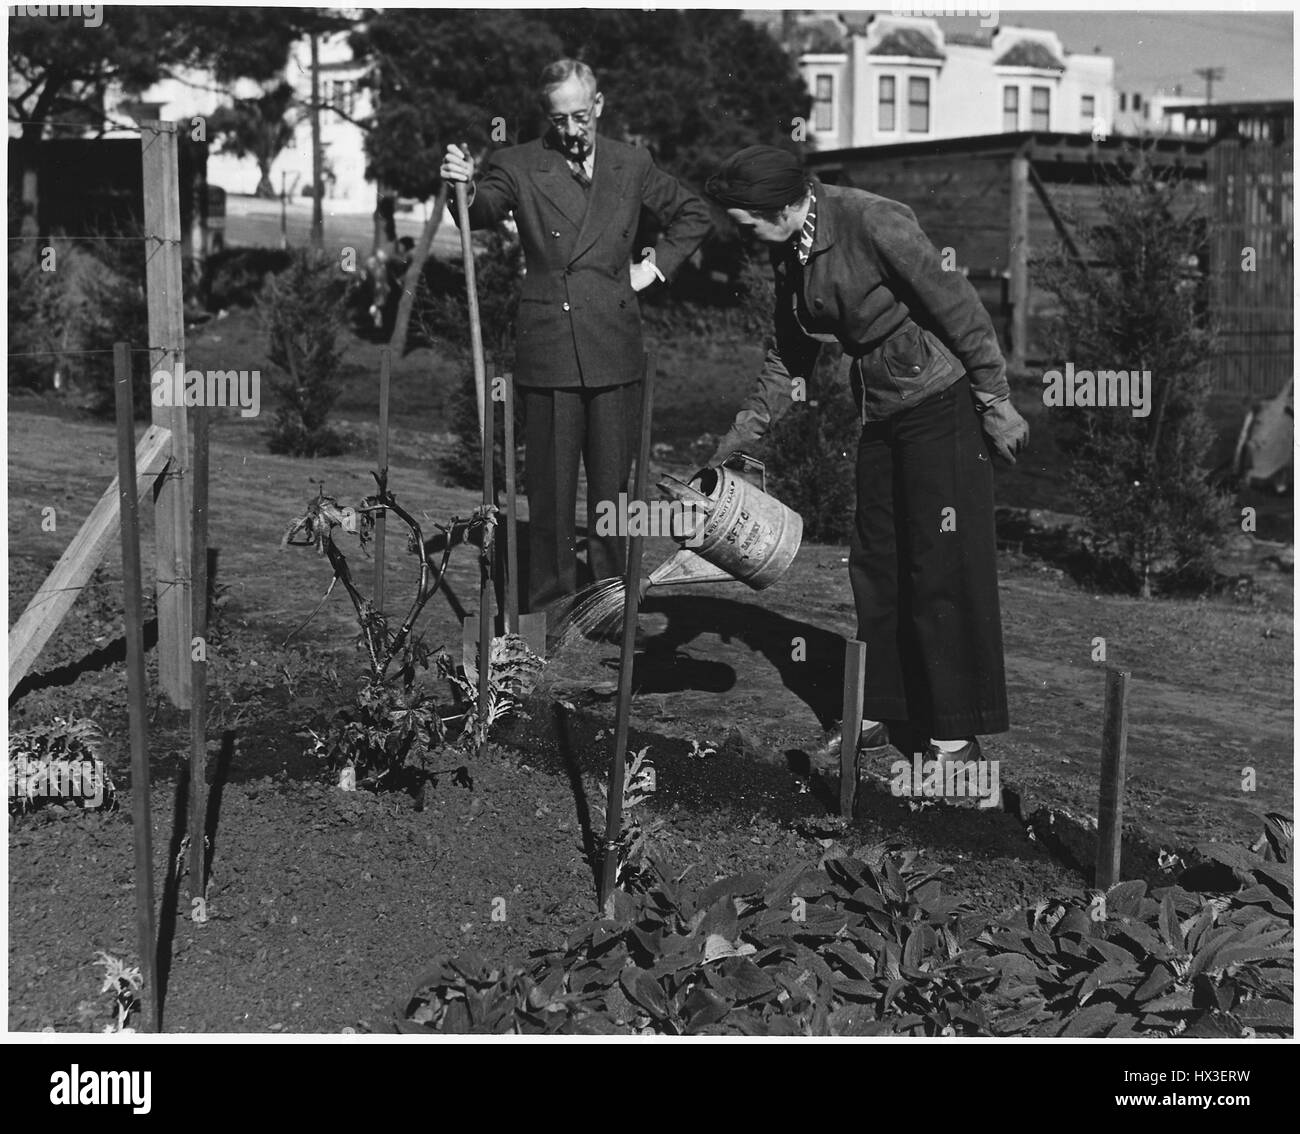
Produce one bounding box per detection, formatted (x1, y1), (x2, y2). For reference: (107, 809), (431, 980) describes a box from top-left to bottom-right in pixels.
(976, 7), (1293, 101)
(745, 3), (1294, 102)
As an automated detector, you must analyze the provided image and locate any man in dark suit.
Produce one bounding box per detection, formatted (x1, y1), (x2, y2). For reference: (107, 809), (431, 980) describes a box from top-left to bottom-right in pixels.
(441, 59), (710, 614)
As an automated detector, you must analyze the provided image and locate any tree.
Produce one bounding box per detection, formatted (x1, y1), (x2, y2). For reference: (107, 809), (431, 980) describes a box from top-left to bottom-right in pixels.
(1037, 147), (1229, 596)
(348, 9), (809, 356)
(8, 10), (303, 141)
(354, 8), (808, 195)
(262, 249), (350, 457)
(545, 9), (811, 187)
(208, 82), (298, 198)
(8, 9), (305, 232)
(350, 10), (565, 355)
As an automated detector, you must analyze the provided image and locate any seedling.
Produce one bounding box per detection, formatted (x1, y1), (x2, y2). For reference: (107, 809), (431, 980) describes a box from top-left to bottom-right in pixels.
(94, 952), (142, 1034)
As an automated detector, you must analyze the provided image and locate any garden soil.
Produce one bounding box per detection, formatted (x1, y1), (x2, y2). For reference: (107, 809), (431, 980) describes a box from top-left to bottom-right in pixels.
(6, 395), (1291, 1033)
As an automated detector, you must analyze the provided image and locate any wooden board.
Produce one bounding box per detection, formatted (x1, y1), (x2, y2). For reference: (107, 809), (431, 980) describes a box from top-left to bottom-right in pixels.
(8, 425), (172, 695)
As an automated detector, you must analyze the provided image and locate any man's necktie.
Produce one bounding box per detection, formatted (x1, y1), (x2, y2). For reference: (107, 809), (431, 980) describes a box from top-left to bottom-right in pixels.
(569, 161), (591, 191)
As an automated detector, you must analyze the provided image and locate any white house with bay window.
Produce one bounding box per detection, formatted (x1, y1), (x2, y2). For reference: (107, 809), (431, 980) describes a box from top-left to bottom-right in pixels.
(784, 13), (1114, 150)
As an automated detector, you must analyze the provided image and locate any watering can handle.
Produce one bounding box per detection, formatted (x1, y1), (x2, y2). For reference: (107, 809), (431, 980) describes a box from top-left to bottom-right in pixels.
(722, 451), (766, 493)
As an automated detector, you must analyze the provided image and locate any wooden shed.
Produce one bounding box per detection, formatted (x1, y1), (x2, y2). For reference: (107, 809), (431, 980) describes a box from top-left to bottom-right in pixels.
(808, 125), (1290, 398)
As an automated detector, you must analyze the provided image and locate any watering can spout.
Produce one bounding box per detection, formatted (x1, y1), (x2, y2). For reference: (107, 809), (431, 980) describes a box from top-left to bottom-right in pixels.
(646, 548), (734, 589)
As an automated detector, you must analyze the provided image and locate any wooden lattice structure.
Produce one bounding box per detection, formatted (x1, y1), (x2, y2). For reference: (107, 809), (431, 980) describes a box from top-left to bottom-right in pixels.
(808, 120), (1294, 398)
(1202, 106), (1293, 398)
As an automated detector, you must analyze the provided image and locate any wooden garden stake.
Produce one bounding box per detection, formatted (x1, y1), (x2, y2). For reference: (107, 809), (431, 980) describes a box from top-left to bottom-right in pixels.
(455, 158), (495, 757)
(840, 639), (867, 818)
(476, 357), (495, 760)
(503, 374), (520, 634)
(1095, 668), (1131, 889)
(375, 348), (391, 611)
(115, 343), (159, 1032)
(189, 403), (209, 902)
(599, 353), (655, 914)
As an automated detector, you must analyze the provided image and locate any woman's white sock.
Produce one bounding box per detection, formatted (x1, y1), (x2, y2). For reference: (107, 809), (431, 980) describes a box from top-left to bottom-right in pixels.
(931, 737), (970, 754)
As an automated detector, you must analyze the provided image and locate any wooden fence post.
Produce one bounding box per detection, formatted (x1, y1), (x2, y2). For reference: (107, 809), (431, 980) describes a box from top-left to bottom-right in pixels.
(1095, 668), (1131, 890)
(503, 373), (520, 634)
(1008, 147), (1030, 373)
(142, 120), (192, 708)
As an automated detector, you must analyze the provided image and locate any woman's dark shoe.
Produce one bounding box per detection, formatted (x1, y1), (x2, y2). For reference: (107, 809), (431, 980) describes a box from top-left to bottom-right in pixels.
(815, 720), (891, 763)
(924, 737), (982, 763)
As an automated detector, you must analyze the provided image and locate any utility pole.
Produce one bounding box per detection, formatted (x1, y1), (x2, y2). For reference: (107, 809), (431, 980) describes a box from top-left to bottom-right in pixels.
(1194, 66), (1224, 105)
(310, 31), (324, 250)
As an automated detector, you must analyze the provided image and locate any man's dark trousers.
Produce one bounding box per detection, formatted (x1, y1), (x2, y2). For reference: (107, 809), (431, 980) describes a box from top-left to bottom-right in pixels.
(849, 375), (1009, 739)
(521, 381), (638, 612)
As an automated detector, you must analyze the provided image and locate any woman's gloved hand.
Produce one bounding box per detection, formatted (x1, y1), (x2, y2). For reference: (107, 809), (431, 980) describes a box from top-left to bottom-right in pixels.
(975, 396), (1029, 465)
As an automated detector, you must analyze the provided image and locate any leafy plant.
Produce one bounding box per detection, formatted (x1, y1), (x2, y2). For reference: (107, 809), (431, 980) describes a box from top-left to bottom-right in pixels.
(282, 478), (493, 684)
(396, 828), (1292, 1036)
(1035, 145), (1230, 596)
(262, 248), (351, 457)
(287, 475), (527, 791)
(8, 717), (115, 815)
(439, 633), (543, 753)
(7, 236), (150, 414)
(93, 952), (142, 1034)
(590, 747), (664, 894)
(687, 739), (718, 761)
(307, 682), (450, 793)
(206, 246), (294, 311)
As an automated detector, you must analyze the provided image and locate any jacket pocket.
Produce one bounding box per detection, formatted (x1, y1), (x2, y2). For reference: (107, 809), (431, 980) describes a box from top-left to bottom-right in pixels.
(881, 322), (931, 381)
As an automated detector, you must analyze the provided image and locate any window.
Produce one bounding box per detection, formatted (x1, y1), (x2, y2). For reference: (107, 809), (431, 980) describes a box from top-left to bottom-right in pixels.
(907, 76), (930, 133)
(814, 74), (834, 132)
(1081, 94), (1095, 130)
(1003, 86), (1019, 131)
(1030, 86), (1050, 130)
(324, 80), (356, 117)
(878, 76), (896, 132)
(1118, 92), (1127, 112)
(1132, 92), (1142, 112)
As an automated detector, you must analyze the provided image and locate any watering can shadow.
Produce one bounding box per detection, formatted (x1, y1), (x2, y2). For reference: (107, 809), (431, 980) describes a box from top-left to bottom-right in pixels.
(645, 453), (803, 592)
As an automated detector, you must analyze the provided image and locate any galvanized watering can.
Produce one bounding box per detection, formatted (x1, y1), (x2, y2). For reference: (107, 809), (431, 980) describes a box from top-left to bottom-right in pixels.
(646, 453), (803, 591)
